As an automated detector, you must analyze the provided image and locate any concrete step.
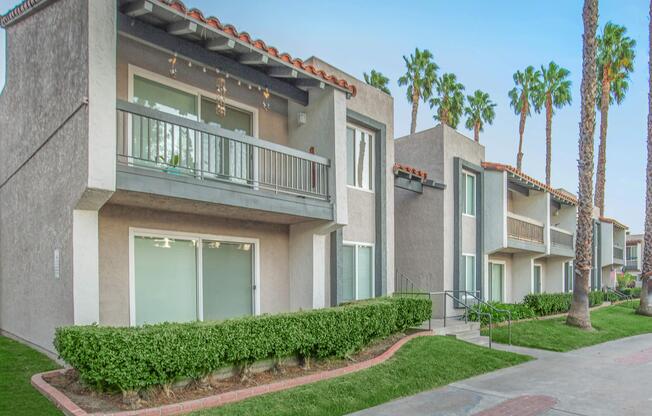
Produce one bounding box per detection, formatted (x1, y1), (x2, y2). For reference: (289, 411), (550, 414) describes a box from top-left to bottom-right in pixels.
(449, 329), (481, 341)
(431, 321), (480, 336)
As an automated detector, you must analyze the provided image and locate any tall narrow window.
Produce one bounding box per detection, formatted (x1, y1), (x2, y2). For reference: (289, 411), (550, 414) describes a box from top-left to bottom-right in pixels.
(341, 243), (374, 302)
(564, 261), (574, 292)
(489, 263), (504, 302)
(463, 254), (476, 294)
(533, 264), (542, 294)
(346, 125), (374, 191)
(463, 172), (476, 216)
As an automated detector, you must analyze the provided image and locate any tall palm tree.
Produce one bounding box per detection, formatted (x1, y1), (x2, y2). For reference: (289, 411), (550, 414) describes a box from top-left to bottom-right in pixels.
(464, 90), (496, 142)
(594, 22), (636, 216)
(638, 1), (652, 317)
(363, 70), (391, 95)
(398, 48), (439, 134)
(567, 0), (599, 330)
(509, 66), (541, 171)
(430, 73), (466, 129)
(533, 61), (573, 186)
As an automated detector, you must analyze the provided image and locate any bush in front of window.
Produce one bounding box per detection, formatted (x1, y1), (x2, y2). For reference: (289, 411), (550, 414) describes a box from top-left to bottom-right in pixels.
(523, 291), (605, 316)
(54, 296), (431, 393)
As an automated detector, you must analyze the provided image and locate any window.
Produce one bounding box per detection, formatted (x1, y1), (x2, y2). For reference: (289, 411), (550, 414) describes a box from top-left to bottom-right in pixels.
(533, 264), (542, 294)
(463, 172), (476, 216)
(626, 246), (637, 261)
(463, 254), (476, 295)
(346, 125), (374, 191)
(489, 262), (504, 302)
(131, 231), (257, 326)
(342, 243), (374, 302)
(564, 261), (574, 292)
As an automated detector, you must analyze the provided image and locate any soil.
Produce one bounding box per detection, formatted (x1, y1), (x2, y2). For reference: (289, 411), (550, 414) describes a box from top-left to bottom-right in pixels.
(44, 331), (415, 413)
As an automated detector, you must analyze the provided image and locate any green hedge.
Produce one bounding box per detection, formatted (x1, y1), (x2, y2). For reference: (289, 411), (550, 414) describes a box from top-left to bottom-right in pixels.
(620, 287), (641, 298)
(54, 296), (431, 392)
(523, 291), (605, 316)
(468, 302), (536, 325)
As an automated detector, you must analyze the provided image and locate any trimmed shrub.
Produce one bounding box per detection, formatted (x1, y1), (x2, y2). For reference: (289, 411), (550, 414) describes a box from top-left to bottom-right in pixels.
(620, 287), (641, 298)
(524, 291), (605, 316)
(468, 302), (536, 325)
(54, 296), (430, 392)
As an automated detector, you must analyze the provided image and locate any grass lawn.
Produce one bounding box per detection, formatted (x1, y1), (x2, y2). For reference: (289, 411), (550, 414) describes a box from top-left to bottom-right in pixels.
(0, 336), (61, 416)
(486, 303), (652, 352)
(193, 336), (531, 416)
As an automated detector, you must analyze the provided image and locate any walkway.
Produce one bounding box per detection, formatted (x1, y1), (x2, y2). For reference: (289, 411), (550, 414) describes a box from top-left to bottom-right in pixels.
(350, 333), (652, 416)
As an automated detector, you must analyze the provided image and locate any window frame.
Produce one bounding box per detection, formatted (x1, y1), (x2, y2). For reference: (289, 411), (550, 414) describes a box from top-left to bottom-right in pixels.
(128, 227), (260, 326)
(462, 253), (477, 295)
(342, 241), (375, 301)
(564, 260), (574, 293)
(532, 263), (543, 294)
(462, 170), (476, 217)
(345, 123), (375, 193)
(488, 260), (506, 302)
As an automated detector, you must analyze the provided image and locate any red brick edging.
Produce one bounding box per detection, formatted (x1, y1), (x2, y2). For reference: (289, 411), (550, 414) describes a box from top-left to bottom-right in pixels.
(31, 331), (434, 416)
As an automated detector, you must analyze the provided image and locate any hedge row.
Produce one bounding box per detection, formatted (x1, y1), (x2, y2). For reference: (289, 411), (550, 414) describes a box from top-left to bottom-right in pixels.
(619, 287), (641, 298)
(54, 296), (431, 392)
(468, 302), (536, 325)
(523, 291), (605, 316)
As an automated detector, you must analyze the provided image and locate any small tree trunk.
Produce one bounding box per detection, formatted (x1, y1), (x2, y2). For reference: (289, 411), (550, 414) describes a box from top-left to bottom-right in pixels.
(516, 99), (527, 171)
(567, 0), (598, 330)
(594, 66), (611, 217)
(474, 122), (480, 142)
(638, 2), (652, 317)
(545, 94), (553, 186)
(410, 88), (420, 135)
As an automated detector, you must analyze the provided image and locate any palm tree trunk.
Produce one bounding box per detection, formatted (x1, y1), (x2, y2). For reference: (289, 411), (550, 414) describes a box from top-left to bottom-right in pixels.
(594, 66), (611, 217)
(545, 94), (553, 186)
(638, 0), (652, 316)
(474, 122), (480, 142)
(567, 0), (598, 330)
(410, 88), (420, 135)
(516, 100), (527, 171)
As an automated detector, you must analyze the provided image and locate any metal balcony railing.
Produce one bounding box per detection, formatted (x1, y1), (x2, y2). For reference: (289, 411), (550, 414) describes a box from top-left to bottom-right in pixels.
(613, 246), (624, 261)
(625, 259), (639, 270)
(116, 100), (330, 201)
(507, 214), (544, 244)
(551, 227), (574, 249)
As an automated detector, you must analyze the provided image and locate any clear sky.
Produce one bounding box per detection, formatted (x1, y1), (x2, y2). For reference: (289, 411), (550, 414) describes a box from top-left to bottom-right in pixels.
(0, 1), (648, 232)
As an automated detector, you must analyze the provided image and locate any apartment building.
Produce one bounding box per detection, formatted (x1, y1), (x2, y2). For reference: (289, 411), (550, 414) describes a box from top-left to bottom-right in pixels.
(625, 233), (643, 278)
(592, 217), (627, 288)
(0, 0), (394, 352)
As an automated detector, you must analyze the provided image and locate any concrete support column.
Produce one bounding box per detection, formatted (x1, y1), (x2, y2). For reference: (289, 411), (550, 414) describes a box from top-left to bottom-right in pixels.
(72, 210), (100, 324)
(512, 254), (534, 302)
(289, 221), (333, 310)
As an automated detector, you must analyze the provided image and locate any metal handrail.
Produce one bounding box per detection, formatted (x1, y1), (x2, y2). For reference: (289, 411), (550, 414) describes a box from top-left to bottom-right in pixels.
(457, 290), (512, 346)
(604, 286), (636, 309)
(443, 291), (493, 349)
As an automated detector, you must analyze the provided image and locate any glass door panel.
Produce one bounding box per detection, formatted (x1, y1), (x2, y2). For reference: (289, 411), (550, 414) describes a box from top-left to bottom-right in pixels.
(134, 236), (198, 325)
(533, 265), (542, 294)
(342, 245), (356, 302)
(357, 246), (373, 299)
(202, 240), (253, 321)
(490, 263), (504, 302)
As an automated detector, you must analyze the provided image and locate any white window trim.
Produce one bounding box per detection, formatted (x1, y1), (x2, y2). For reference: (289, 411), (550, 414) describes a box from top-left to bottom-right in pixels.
(488, 260), (506, 302)
(532, 263), (543, 294)
(563, 261), (574, 293)
(343, 240), (375, 300)
(128, 227), (261, 326)
(462, 170), (476, 218)
(345, 124), (375, 193)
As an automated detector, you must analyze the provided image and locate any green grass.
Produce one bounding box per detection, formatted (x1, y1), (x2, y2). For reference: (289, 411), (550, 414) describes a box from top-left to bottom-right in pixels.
(0, 336), (61, 416)
(192, 336), (531, 416)
(485, 303), (652, 352)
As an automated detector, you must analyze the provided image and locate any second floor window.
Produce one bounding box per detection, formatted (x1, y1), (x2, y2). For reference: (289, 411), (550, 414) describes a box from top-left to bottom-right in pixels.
(346, 125), (374, 191)
(463, 171), (476, 216)
(626, 245), (638, 260)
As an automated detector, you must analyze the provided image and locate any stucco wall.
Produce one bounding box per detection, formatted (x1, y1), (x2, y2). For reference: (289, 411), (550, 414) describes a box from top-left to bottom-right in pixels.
(116, 35), (289, 146)
(484, 171), (506, 253)
(600, 222), (614, 267)
(0, 0), (94, 352)
(543, 257), (565, 293)
(512, 253), (534, 302)
(98, 204), (291, 326)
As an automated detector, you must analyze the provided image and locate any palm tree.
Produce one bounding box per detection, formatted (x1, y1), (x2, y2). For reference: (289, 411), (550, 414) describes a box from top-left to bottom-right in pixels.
(464, 90), (496, 142)
(430, 73), (466, 129)
(508, 66), (541, 171)
(638, 1), (652, 317)
(567, 0), (599, 330)
(594, 22), (636, 216)
(533, 61), (573, 185)
(363, 70), (391, 95)
(398, 48), (439, 134)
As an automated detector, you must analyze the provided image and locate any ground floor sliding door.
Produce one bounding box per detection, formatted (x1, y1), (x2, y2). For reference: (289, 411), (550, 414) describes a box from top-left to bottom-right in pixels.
(489, 262), (504, 303)
(342, 242), (374, 302)
(130, 229), (258, 326)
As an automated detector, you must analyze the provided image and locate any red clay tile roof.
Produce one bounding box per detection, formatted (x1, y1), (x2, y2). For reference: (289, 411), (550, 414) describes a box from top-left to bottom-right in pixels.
(600, 216), (628, 230)
(393, 163), (428, 182)
(159, 0), (357, 96)
(0, 0), (46, 28)
(481, 162), (578, 206)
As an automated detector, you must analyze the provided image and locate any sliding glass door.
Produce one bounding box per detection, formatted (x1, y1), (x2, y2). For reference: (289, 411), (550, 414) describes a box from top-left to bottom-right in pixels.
(341, 243), (374, 302)
(533, 264), (542, 294)
(489, 262), (504, 302)
(132, 231), (256, 326)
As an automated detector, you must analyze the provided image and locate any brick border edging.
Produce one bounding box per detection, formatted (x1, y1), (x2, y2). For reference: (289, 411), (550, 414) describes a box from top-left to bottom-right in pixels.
(31, 331), (434, 416)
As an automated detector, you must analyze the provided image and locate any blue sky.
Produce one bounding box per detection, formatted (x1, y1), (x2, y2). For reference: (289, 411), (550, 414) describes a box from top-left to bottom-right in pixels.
(0, 1), (648, 231)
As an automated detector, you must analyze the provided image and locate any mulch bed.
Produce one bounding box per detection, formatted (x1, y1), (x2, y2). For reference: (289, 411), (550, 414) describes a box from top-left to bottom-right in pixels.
(44, 332), (412, 413)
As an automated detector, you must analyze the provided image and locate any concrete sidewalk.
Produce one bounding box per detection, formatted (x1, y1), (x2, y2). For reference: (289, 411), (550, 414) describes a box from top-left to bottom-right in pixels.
(350, 334), (652, 416)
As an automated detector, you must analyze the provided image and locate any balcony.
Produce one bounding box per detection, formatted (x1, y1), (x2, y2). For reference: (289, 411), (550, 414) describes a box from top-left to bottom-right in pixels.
(613, 246), (624, 262)
(550, 226), (574, 257)
(507, 212), (544, 244)
(114, 100), (333, 221)
(626, 259), (639, 270)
